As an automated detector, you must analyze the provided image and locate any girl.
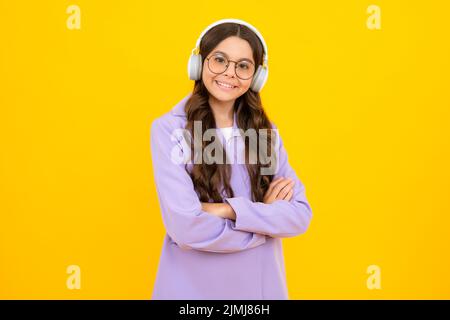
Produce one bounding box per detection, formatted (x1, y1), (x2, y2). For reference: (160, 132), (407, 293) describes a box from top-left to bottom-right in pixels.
(150, 19), (313, 299)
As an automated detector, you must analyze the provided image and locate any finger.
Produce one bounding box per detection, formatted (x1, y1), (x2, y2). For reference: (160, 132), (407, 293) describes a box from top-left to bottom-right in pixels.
(276, 180), (295, 199)
(272, 178), (294, 197)
(266, 176), (285, 194)
(266, 177), (293, 201)
(283, 189), (294, 201)
(270, 176), (284, 186)
(267, 178), (289, 200)
(264, 177), (286, 203)
(274, 179), (293, 196)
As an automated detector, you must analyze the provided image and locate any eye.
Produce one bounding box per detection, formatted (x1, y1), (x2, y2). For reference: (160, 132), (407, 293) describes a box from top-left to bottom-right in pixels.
(214, 56), (226, 63)
(238, 63), (249, 69)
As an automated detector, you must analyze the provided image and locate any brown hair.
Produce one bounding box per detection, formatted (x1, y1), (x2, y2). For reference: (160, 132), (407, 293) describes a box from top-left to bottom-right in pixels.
(184, 22), (275, 203)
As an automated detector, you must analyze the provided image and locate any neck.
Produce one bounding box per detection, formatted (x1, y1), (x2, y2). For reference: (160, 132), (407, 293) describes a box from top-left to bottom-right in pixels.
(208, 95), (235, 128)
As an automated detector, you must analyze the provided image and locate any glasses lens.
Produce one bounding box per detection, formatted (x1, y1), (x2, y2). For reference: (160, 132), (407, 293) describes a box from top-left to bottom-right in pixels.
(235, 61), (255, 80)
(208, 54), (228, 74)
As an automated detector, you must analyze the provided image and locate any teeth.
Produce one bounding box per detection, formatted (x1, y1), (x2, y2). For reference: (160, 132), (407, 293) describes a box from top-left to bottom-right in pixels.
(216, 81), (235, 89)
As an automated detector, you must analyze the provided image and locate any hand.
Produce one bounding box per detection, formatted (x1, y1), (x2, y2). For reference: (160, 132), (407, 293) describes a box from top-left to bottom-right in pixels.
(263, 177), (295, 204)
(201, 202), (236, 221)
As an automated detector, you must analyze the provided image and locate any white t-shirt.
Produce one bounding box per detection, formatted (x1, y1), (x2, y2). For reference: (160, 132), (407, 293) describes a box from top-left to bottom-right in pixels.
(218, 126), (234, 142)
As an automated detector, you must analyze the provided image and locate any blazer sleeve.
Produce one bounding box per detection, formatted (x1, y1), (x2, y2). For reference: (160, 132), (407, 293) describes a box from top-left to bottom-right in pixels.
(224, 124), (313, 238)
(150, 117), (266, 253)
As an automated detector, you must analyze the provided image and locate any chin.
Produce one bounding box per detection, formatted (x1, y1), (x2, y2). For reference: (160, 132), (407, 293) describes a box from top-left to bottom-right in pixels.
(212, 90), (238, 102)
(216, 86), (243, 100)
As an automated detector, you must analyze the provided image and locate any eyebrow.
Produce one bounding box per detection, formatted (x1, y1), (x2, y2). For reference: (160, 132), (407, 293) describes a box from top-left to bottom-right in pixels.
(212, 50), (255, 64)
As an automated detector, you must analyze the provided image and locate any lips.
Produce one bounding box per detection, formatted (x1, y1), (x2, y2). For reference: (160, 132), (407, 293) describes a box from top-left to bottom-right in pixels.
(215, 80), (237, 90)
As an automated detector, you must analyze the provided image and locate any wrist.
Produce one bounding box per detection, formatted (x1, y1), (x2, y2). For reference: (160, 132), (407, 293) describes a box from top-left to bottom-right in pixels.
(201, 202), (235, 220)
(222, 203), (236, 221)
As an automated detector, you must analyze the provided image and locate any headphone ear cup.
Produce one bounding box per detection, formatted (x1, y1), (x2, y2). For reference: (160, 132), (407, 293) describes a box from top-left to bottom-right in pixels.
(250, 65), (268, 92)
(188, 53), (203, 80)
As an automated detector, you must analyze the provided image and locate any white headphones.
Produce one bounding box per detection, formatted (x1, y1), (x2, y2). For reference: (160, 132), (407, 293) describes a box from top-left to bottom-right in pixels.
(187, 18), (269, 92)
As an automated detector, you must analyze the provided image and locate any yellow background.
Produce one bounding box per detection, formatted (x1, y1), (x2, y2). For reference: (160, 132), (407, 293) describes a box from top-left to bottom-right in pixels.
(1, 0), (449, 299)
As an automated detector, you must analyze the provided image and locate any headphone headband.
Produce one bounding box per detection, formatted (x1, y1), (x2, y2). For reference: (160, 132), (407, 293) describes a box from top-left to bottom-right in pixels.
(193, 18), (268, 66)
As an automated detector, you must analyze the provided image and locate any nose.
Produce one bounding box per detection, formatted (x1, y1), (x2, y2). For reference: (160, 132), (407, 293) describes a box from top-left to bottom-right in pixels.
(223, 61), (237, 78)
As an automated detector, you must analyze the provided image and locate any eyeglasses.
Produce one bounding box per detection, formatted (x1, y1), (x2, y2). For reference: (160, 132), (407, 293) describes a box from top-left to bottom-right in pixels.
(205, 53), (256, 80)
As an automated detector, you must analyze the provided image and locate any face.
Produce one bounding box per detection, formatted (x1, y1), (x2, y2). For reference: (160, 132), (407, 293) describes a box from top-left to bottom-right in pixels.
(202, 36), (255, 104)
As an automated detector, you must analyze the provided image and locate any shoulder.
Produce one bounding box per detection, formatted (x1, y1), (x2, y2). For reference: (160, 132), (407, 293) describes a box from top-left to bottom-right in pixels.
(150, 93), (191, 136)
(270, 121), (278, 130)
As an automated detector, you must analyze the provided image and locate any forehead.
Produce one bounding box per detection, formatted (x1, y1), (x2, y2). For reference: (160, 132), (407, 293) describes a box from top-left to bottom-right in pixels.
(211, 36), (254, 62)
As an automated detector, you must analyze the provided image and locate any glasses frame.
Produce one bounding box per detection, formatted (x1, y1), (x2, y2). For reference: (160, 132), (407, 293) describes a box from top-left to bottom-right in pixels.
(205, 53), (256, 80)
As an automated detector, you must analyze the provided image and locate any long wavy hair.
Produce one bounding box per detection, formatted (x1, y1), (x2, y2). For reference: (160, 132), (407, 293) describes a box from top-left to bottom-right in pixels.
(184, 22), (275, 203)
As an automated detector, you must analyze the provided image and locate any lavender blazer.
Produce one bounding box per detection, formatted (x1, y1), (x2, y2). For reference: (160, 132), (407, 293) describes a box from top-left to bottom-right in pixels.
(150, 93), (313, 299)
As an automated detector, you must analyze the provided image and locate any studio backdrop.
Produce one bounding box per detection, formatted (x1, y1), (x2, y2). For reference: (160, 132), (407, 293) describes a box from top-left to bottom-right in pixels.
(1, 0), (449, 299)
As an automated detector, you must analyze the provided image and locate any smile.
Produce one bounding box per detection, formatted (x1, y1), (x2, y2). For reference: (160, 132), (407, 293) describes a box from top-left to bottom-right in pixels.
(215, 80), (237, 90)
